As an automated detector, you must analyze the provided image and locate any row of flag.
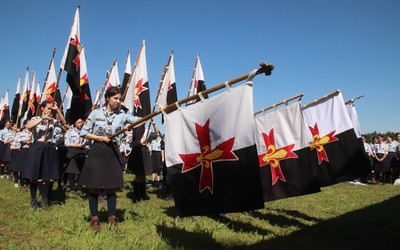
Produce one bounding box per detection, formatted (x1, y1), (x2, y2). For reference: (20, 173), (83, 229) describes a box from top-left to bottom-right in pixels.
(0, 69), (51, 128)
(164, 84), (368, 217)
(0, 6), (207, 129)
(0, 64), (63, 129)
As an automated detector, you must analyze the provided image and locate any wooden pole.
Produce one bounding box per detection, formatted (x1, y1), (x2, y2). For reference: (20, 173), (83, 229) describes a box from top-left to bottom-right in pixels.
(36, 47), (57, 115)
(94, 59), (117, 108)
(154, 51), (173, 107)
(56, 5), (81, 110)
(145, 51), (173, 140)
(124, 49), (130, 72)
(16, 67), (29, 128)
(53, 67), (63, 102)
(302, 89), (340, 110)
(109, 62), (274, 139)
(41, 47), (57, 97)
(91, 89), (100, 108)
(186, 52), (200, 101)
(254, 93), (304, 115)
(61, 85), (70, 108)
(120, 49), (130, 93)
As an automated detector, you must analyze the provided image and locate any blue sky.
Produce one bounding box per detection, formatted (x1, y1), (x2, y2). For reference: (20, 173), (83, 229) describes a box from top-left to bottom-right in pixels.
(1, 0), (399, 133)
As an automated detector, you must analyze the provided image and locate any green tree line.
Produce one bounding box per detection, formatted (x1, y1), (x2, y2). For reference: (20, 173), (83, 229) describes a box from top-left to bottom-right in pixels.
(363, 131), (398, 142)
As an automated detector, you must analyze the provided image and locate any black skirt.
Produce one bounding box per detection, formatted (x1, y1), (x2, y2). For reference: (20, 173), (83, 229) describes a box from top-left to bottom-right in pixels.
(78, 142), (124, 189)
(0, 143), (11, 162)
(57, 146), (69, 170)
(151, 151), (162, 172)
(22, 142), (59, 181)
(384, 152), (397, 172)
(128, 146), (152, 176)
(65, 148), (86, 174)
(8, 150), (19, 172)
(14, 148), (29, 172)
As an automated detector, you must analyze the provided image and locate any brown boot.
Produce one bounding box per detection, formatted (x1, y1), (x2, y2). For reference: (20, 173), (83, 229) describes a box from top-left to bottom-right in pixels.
(90, 216), (100, 233)
(108, 215), (118, 230)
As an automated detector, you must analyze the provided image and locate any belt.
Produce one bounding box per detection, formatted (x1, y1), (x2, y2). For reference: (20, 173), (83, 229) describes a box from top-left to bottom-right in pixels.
(130, 143), (147, 149)
(93, 141), (118, 146)
(36, 141), (54, 145)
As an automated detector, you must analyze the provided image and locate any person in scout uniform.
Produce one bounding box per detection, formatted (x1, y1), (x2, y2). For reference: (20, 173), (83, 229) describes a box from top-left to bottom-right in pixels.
(79, 86), (140, 233)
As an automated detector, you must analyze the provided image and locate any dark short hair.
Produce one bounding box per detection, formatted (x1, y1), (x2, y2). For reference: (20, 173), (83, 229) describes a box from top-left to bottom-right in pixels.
(105, 86), (121, 100)
(39, 100), (53, 109)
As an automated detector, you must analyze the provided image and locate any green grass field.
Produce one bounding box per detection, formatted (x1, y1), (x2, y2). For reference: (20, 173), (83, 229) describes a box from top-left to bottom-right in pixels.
(1, 175), (399, 249)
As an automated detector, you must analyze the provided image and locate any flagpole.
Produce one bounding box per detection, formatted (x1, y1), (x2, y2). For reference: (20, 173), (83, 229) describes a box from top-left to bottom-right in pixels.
(154, 51), (173, 106)
(145, 51), (173, 139)
(61, 85), (70, 107)
(94, 59), (117, 108)
(11, 76), (20, 123)
(124, 49), (130, 72)
(35, 81), (40, 113)
(21, 70), (35, 124)
(51, 66), (64, 112)
(0, 90), (8, 119)
(42, 47), (57, 97)
(37, 47), (57, 115)
(0, 93), (4, 120)
(109, 62), (274, 139)
(186, 52), (199, 101)
(93, 89), (102, 108)
(254, 93), (304, 115)
(16, 66), (29, 128)
(302, 89), (340, 110)
(58, 5), (81, 114)
(345, 95), (364, 105)
(121, 40), (144, 102)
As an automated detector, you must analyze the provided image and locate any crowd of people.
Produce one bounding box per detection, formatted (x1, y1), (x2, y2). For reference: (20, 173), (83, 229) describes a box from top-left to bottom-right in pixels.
(1, 86), (399, 233)
(0, 86), (166, 233)
(362, 133), (400, 184)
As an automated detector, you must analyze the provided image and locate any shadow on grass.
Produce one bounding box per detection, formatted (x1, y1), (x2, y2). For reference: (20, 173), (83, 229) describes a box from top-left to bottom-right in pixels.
(49, 187), (67, 205)
(248, 195), (400, 249)
(148, 186), (172, 200)
(163, 205), (180, 218)
(208, 214), (273, 235)
(248, 209), (321, 228)
(125, 189), (151, 203)
(125, 184), (173, 204)
(156, 225), (224, 249)
(157, 195), (400, 249)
